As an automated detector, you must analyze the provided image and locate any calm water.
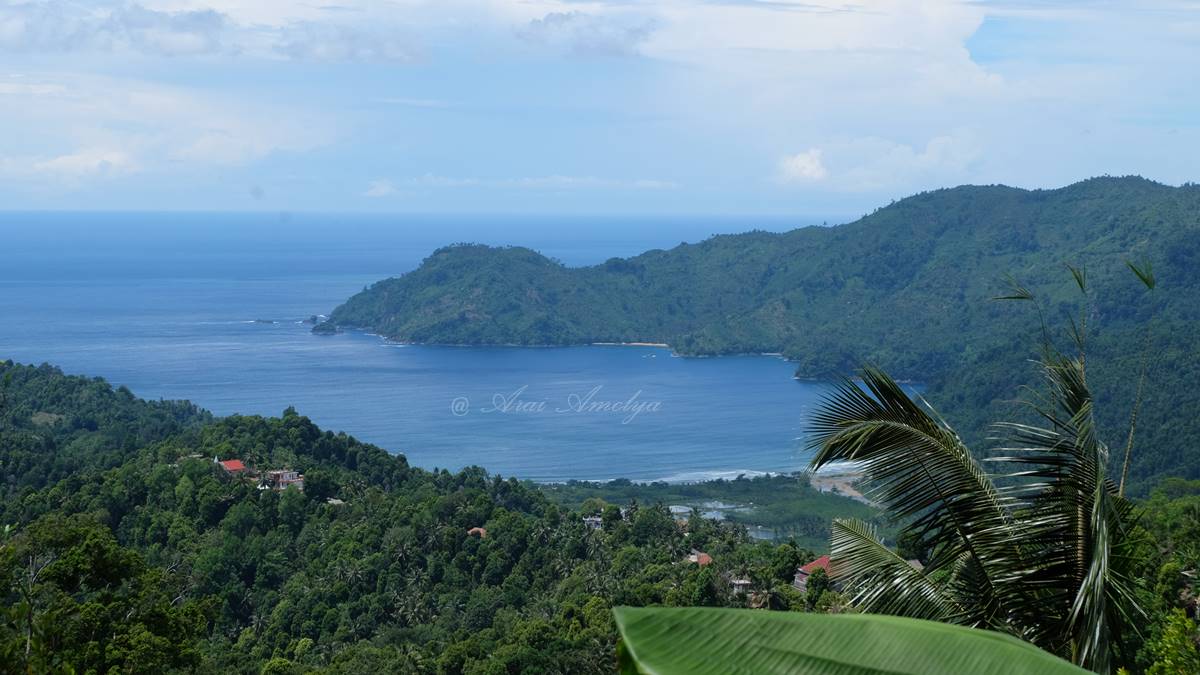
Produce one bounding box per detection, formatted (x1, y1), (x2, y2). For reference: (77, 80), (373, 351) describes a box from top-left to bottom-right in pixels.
(1, 212), (835, 482)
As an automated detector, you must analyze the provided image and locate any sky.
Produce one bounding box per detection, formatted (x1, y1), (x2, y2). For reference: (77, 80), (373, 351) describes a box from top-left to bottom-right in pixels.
(0, 0), (1197, 216)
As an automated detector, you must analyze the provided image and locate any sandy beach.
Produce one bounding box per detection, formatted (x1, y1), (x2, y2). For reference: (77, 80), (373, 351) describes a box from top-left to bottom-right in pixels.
(810, 467), (872, 505)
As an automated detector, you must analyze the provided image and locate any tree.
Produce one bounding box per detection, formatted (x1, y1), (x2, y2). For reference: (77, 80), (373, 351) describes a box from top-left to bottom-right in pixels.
(0, 515), (207, 673)
(1146, 609), (1200, 675)
(804, 567), (831, 611)
(683, 566), (722, 607)
(602, 504), (623, 530)
(806, 270), (1154, 672)
(302, 469), (337, 502)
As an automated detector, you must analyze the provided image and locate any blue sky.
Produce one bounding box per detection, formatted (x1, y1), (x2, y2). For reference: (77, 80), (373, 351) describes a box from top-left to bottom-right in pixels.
(0, 0), (1197, 216)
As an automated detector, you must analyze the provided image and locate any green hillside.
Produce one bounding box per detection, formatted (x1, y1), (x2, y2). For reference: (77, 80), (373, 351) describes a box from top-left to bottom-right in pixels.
(0, 361), (863, 673)
(322, 176), (1200, 493)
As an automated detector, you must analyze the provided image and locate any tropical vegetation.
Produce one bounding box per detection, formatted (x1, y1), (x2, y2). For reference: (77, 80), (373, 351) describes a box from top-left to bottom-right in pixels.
(0, 361), (842, 673)
(541, 473), (882, 551)
(617, 268), (1200, 673)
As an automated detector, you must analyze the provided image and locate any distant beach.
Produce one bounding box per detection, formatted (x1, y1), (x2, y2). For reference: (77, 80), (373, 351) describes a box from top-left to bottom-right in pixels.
(811, 462), (871, 505)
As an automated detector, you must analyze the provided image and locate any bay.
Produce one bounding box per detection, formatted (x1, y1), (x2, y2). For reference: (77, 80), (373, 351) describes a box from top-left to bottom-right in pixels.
(0, 212), (832, 482)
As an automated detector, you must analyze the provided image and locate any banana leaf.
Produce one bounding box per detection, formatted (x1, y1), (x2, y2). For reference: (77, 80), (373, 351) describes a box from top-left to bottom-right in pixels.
(614, 606), (1087, 675)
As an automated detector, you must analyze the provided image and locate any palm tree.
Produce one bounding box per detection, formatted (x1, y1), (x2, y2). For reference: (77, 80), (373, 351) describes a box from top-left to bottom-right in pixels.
(807, 269), (1153, 673)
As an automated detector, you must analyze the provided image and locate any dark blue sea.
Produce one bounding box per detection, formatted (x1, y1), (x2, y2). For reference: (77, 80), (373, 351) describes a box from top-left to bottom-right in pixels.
(1, 211), (839, 482)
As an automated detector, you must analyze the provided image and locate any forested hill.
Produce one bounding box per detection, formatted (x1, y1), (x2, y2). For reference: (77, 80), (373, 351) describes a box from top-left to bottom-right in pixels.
(0, 361), (852, 673)
(323, 176), (1200, 492)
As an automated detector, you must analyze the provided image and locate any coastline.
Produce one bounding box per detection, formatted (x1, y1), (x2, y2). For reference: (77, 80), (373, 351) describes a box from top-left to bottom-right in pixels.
(536, 465), (875, 510)
(810, 465), (871, 505)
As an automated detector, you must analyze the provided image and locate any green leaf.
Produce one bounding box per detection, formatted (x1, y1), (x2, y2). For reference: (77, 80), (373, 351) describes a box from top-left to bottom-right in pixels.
(828, 518), (962, 622)
(806, 367), (1016, 627)
(994, 274), (1035, 301)
(613, 606), (1088, 675)
(1066, 263), (1087, 294)
(1125, 259), (1156, 290)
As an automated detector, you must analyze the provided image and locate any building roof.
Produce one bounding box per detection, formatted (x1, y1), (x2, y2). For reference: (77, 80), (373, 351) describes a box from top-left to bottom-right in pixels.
(467, 527), (488, 538)
(799, 555), (831, 575)
(219, 459), (246, 472)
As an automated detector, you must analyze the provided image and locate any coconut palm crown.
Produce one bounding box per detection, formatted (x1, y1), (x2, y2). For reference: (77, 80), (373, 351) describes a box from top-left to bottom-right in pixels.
(808, 267), (1155, 673)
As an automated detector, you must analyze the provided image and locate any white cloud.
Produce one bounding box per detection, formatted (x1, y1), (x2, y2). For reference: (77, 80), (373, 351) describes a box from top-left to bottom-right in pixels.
(0, 72), (332, 187)
(362, 179), (398, 197)
(518, 11), (657, 56)
(0, 1), (228, 56)
(0, 0), (1197, 208)
(833, 131), (982, 192)
(111, 4), (228, 56)
(0, 1), (419, 62)
(0, 81), (65, 95)
(778, 149), (827, 183)
(775, 131), (985, 192)
(274, 22), (419, 63)
(33, 148), (137, 176)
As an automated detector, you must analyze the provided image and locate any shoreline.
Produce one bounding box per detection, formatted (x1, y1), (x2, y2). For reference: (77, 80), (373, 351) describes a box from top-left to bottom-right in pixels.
(536, 465), (874, 508)
(325, 326), (925, 386)
(810, 471), (870, 505)
(326, 325), (901, 376)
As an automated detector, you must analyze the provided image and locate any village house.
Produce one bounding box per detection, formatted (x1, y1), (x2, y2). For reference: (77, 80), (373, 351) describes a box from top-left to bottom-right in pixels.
(215, 457), (247, 476)
(729, 578), (752, 595)
(685, 550), (713, 566)
(582, 515), (603, 530)
(261, 469), (304, 492)
(793, 555), (831, 593)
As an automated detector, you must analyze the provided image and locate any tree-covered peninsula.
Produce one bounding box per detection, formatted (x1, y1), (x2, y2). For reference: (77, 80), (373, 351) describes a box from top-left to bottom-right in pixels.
(320, 176), (1200, 493)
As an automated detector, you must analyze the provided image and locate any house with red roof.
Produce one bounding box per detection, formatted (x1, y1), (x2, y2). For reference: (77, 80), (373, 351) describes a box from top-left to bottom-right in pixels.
(793, 555), (831, 592)
(215, 457), (247, 475)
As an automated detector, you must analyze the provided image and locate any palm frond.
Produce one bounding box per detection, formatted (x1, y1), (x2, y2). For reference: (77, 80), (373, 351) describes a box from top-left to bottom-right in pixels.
(813, 352), (1144, 671)
(807, 367), (1022, 625)
(813, 266), (1152, 672)
(1066, 264), (1087, 294)
(991, 353), (1143, 667)
(830, 518), (963, 622)
(994, 274), (1035, 301)
(1124, 260), (1155, 291)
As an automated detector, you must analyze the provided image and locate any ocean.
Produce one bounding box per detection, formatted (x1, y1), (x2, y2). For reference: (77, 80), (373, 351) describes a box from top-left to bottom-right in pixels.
(1, 211), (837, 482)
